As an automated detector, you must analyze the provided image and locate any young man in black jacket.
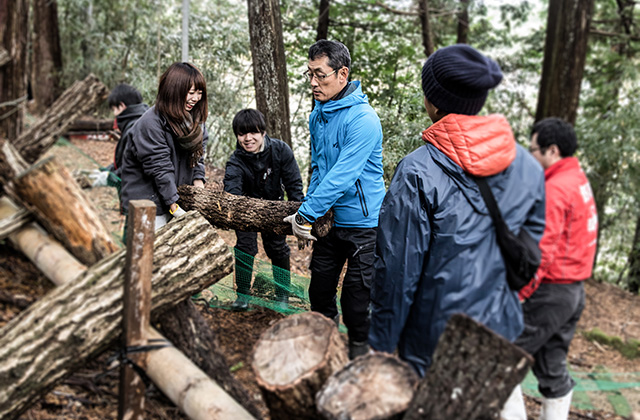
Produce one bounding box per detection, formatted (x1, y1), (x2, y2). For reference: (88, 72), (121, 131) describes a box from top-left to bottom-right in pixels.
(224, 109), (304, 310)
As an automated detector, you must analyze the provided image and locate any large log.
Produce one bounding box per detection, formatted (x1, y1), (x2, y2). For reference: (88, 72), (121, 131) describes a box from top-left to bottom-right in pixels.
(11, 156), (118, 265)
(64, 117), (114, 133)
(316, 353), (419, 420)
(178, 185), (333, 237)
(252, 312), (349, 420)
(403, 313), (533, 420)
(0, 212), (234, 419)
(12, 74), (108, 163)
(156, 299), (264, 419)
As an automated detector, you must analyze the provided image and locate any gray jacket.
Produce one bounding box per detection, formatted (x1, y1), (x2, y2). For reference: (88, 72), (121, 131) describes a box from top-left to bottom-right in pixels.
(120, 106), (207, 215)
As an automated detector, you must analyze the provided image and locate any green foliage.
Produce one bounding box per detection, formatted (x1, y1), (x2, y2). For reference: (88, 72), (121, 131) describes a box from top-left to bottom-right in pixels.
(583, 328), (640, 359)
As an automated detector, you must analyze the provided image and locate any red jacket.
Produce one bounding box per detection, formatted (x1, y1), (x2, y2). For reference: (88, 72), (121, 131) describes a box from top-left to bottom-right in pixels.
(519, 157), (598, 299)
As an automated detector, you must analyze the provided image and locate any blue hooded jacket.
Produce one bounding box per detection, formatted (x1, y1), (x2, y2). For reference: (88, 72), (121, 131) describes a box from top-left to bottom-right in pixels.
(297, 81), (385, 227)
(369, 113), (546, 376)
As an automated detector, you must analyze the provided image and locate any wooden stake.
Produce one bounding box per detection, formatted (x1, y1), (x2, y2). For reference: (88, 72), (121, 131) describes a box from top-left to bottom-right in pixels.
(118, 200), (155, 420)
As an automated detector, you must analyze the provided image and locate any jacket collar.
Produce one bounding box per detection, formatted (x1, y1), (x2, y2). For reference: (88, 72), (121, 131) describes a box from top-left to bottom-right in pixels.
(544, 156), (580, 180)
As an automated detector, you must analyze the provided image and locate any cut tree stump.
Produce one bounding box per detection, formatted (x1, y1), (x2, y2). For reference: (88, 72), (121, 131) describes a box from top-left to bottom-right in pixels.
(12, 74), (108, 163)
(403, 313), (533, 420)
(316, 353), (419, 420)
(252, 312), (349, 420)
(0, 212), (234, 420)
(178, 185), (333, 237)
(11, 156), (118, 265)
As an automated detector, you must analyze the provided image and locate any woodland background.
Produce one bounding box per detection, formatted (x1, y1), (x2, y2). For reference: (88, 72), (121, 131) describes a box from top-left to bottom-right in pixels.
(1, 0), (640, 291)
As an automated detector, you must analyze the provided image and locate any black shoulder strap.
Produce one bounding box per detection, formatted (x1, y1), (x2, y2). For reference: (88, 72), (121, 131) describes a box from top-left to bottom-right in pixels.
(473, 177), (506, 228)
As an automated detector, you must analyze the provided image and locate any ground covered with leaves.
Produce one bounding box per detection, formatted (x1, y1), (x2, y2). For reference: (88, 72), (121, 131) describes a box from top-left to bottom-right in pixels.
(1, 137), (638, 419)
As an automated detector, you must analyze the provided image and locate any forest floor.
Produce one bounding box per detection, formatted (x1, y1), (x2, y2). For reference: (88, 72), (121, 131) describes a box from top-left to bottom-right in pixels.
(1, 137), (639, 420)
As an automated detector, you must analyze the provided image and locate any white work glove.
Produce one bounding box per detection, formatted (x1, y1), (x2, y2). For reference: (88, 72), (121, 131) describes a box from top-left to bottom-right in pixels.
(170, 205), (187, 218)
(88, 169), (110, 187)
(283, 212), (317, 242)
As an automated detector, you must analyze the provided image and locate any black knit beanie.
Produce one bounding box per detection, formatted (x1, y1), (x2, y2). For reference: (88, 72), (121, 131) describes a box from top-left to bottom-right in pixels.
(421, 44), (503, 116)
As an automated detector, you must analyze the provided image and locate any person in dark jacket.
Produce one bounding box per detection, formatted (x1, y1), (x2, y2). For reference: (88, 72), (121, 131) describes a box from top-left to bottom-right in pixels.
(369, 45), (546, 379)
(88, 84), (149, 188)
(283, 40), (385, 359)
(120, 62), (208, 232)
(224, 109), (303, 311)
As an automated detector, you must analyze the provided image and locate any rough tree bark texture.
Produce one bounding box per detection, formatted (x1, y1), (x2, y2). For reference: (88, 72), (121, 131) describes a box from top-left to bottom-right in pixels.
(0, 137), (28, 184)
(535, 0), (594, 125)
(11, 156), (119, 265)
(13, 74), (108, 163)
(31, 0), (63, 114)
(0, 0), (28, 140)
(156, 299), (264, 419)
(0, 47), (10, 67)
(418, 0), (435, 57)
(0, 212), (234, 420)
(0, 196), (31, 240)
(316, 353), (419, 420)
(178, 185), (333, 237)
(252, 312), (348, 420)
(403, 313), (533, 420)
(247, 0), (292, 148)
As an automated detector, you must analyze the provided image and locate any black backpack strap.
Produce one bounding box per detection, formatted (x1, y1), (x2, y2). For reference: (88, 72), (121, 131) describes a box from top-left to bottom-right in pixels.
(473, 176), (506, 228)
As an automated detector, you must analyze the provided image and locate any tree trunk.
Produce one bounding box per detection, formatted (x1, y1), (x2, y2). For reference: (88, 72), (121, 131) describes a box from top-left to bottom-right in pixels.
(457, 0), (470, 44)
(156, 299), (264, 419)
(11, 156), (119, 266)
(535, 0), (594, 124)
(12, 74), (108, 163)
(418, 0), (435, 57)
(0, 47), (9, 67)
(252, 312), (348, 420)
(403, 313), (533, 420)
(177, 185), (333, 237)
(0, 0), (29, 140)
(31, 0), (63, 115)
(247, 0), (292, 148)
(316, 0), (330, 41)
(316, 353), (419, 420)
(0, 211), (234, 420)
(627, 212), (640, 293)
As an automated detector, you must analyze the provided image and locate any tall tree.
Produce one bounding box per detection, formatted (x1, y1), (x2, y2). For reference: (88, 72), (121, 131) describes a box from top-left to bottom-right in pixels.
(317, 0), (330, 41)
(456, 0), (469, 44)
(418, 0), (435, 56)
(247, 0), (292, 148)
(31, 0), (63, 115)
(0, 0), (29, 140)
(535, 0), (595, 124)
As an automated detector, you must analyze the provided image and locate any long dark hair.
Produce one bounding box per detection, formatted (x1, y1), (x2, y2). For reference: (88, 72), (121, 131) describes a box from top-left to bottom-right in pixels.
(155, 62), (208, 166)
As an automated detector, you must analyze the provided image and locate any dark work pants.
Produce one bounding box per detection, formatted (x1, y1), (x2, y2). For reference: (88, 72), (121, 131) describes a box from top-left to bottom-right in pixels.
(235, 231), (290, 298)
(309, 227), (377, 343)
(515, 281), (585, 398)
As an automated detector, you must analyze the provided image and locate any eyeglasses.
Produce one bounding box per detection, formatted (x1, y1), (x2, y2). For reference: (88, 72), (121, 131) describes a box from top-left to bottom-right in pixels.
(528, 146), (540, 153)
(302, 69), (337, 82)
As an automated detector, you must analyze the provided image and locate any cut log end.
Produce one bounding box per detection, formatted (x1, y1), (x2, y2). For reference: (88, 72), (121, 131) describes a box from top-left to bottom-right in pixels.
(316, 353), (419, 420)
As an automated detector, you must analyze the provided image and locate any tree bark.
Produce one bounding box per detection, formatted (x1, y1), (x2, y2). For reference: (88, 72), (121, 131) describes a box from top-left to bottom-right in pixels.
(0, 196), (31, 240)
(31, 0), (63, 115)
(247, 0), (292, 148)
(64, 117), (114, 134)
(535, 0), (594, 124)
(316, 0), (330, 41)
(177, 185), (333, 237)
(252, 312), (348, 420)
(456, 0), (470, 44)
(156, 299), (264, 419)
(316, 353), (419, 420)
(0, 211), (234, 420)
(12, 74), (108, 163)
(0, 47), (9, 67)
(0, 0), (29, 140)
(627, 212), (640, 293)
(403, 313), (533, 420)
(11, 156), (119, 266)
(0, 137), (28, 185)
(418, 0), (435, 57)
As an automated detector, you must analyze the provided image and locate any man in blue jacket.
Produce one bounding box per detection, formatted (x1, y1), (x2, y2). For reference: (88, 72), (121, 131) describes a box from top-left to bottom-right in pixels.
(284, 40), (385, 359)
(369, 44), (546, 377)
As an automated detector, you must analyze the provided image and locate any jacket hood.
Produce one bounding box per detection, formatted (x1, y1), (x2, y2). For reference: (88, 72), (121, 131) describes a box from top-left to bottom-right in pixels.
(117, 103), (149, 132)
(421, 113), (516, 177)
(313, 81), (368, 114)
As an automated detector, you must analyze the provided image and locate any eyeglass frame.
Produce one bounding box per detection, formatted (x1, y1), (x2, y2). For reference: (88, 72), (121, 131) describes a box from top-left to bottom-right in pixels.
(528, 145), (549, 154)
(302, 68), (339, 82)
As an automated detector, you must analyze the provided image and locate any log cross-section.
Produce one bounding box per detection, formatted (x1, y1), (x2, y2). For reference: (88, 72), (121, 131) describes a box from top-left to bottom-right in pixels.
(403, 313), (533, 420)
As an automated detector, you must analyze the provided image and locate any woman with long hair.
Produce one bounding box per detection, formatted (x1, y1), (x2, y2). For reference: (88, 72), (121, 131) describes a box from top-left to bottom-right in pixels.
(120, 62), (208, 231)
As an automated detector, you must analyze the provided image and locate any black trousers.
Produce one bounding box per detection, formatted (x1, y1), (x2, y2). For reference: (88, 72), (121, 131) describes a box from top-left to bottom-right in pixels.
(309, 227), (377, 343)
(515, 281), (585, 398)
(235, 231), (290, 298)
